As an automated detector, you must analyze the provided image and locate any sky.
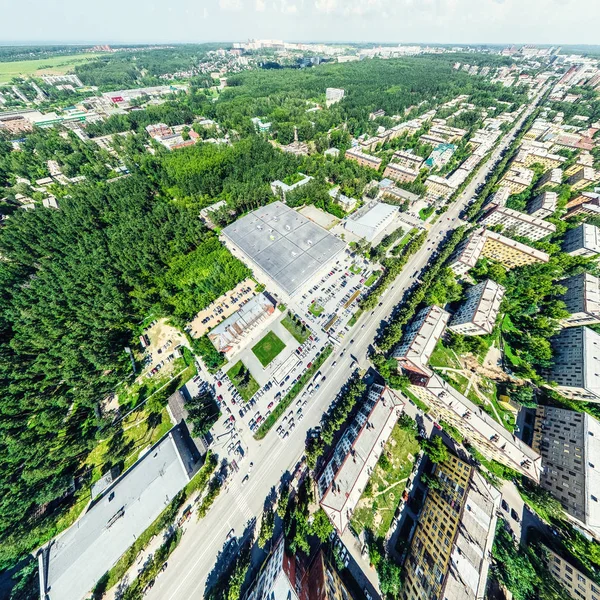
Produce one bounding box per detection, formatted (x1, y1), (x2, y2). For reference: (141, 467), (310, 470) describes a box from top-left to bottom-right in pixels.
(1, 0), (599, 46)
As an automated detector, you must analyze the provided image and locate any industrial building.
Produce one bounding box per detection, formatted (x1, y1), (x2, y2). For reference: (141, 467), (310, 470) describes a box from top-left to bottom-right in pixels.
(559, 272), (600, 327)
(546, 326), (600, 402)
(563, 224), (600, 257)
(39, 427), (200, 600)
(449, 279), (505, 336)
(221, 202), (346, 300)
(343, 201), (398, 242)
(403, 452), (501, 600)
(208, 293), (276, 354)
(479, 205), (556, 241)
(392, 305), (450, 386)
(532, 406), (600, 540)
(318, 384), (404, 533)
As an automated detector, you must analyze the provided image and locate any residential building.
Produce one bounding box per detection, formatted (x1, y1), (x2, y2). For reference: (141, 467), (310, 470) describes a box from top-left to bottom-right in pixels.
(383, 162), (419, 183)
(479, 205), (556, 241)
(344, 147), (382, 170)
(251, 117), (272, 132)
(567, 192), (600, 218)
(532, 406), (600, 540)
(514, 148), (566, 171)
(543, 546), (600, 600)
(559, 273), (600, 327)
(480, 229), (550, 268)
(537, 168), (563, 189)
(569, 167), (599, 191)
(425, 175), (457, 200)
(391, 149), (424, 171)
(565, 152), (595, 177)
(270, 173), (313, 199)
(449, 279), (505, 336)
(429, 124), (468, 142)
(528, 191), (558, 219)
(318, 384), (405, 533)
(424, 143), (457, 169)
(403, 452), (501, 600)
(563, 224), (600, 257)
(420, 133), (450, 148)
(546, 326), (600, 402)
(500, 165), (535, 194)
(328, 187), (357, 212)
(324, 147), (340, 158)
(488, 187), (511, 208)
(448, 232), (487, 276)
(380, 184), (420, 205)
(343, 201), (397, 242)
(246, 536), (357, 600)
(326, 88), (345, 107)
(392, 305), (450, 386)
(411, 374), (542, 481)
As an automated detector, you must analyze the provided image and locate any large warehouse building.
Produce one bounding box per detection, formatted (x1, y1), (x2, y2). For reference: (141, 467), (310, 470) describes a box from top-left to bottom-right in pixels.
(221, 201), (346, 300)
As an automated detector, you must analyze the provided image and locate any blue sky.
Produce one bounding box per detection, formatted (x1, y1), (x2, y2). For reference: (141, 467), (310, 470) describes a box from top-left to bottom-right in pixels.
(1, 0), (598, 45)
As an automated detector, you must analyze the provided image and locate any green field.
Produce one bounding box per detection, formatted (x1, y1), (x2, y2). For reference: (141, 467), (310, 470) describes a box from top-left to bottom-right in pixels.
(309, 303), (324, 317)
(281, 314), (310, 344)
(228, 360), (259, 401)
(252, 331), (286, 367)
(364, 271), (381, 287)
(0, 53), (103, 84)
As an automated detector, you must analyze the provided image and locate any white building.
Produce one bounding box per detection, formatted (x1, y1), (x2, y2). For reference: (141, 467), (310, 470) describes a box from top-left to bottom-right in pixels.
(449, 279), (505, 336)
(344, 201), (397, 242)
(270, 173), (313, 199)
(479, 205), (556, 241)
(563, 224), (600, 257)
(527, 190), (557, 219)
(326, 87), (345, 107)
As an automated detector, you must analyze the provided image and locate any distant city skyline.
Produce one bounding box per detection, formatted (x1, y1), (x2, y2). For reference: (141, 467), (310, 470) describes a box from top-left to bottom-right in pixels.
(1, 0), (599, 46)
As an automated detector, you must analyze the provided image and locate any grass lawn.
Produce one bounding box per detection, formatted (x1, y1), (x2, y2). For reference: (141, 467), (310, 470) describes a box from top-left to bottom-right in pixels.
(309, 303), (324, 317)
(348, 309), (362, 327)
(364, 272), (381, 287)
(351, 424), (420, 538)
(442, 371), (470, 395)
(228, 360), (260, 401)
(0, 53), (104, 84)
(429, 342), (461, 369)
(419, 205), (435, 221)
(349, 263), (362, 275)
(252, 331), (286, 367)
(281, 314), (310, 344)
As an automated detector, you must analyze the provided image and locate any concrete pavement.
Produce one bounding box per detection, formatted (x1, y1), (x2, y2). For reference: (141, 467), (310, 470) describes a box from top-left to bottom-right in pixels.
(145, 87), (549, 600)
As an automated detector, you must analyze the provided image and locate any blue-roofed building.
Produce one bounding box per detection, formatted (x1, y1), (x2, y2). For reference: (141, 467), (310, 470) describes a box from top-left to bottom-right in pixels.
(424, 143), (457, 169)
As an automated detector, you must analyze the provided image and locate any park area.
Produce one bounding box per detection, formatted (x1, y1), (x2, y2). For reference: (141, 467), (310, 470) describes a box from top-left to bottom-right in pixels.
(228, 360), (259, 401)
(0, 53), (102, 84)
(351, 423), (420, 538)
(281, 312), (311, 344)
(252, 331), (286, 367)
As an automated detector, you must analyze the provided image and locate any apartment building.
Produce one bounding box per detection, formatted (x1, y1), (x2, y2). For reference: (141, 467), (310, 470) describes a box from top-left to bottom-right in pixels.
(383, 162), (419, 183)
(567, 192), (600, 218)
(488, 186), (511, 208)
(448, 233), (487, 276)
(391, 149), (424, 171)
(449, 279), (505, 336)
(420, 133), (449, 147)
(527, 190), (558, 219)
(563, 224), (600, 257)
(560, 273), (600, 327)
(565, 152), (596, 177)
(514, 148), (566, 171)
(326, 87), (345, 107)
(537, 168), (563, 190)
(532, 406), (600, 540)
(500, 165), (535, 194)
(392, 305), (450, 386)
(479, 205), (556, 241)
(411, 374), (542, 481)
(246, 536), (356, 600)
(569, 167), (599, 191)
(544, 546), (600, 600)
(546, 326), (600, 402)
(425, 175), (457, 200)
(429, 123), (468, 142)
(480, 229), (550, 269)
(403, 452), (501, 600)
(344, 147), (382, 170)
(317, 384), (404, 532)
(424, 143), (457, 169)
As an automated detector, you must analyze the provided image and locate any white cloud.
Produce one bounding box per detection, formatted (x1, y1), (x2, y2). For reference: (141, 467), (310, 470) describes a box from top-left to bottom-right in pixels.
(219, 0), (243, 10)
(255, 0), (266, 10)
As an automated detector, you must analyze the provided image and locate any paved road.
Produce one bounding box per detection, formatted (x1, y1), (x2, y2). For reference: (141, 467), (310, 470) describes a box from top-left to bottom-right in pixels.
(145, 86), (548, 600)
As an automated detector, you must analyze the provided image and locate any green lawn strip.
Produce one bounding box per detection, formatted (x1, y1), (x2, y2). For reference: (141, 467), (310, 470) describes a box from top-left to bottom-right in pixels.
(98, 453), (217, 591)
(429, 341), (461, 369)
(419, 205), (435, 221)
(281, 314), (310, 344)
(309, 303), (324, 317)
(402, 387), (430, 413)
(255, 346), (333, 439)
(228, 360), (260, 402)
(349, 263), (362, 275)
(252, 331), (286, 367)
(351, 424), (419, 537)
(364, 272), (381, 287)
(347, 309), (362, 327)
(277, 303), (286, 312)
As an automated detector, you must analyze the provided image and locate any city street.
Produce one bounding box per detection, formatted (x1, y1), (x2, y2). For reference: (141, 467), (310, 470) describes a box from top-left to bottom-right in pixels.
(146, 85), (548, 600)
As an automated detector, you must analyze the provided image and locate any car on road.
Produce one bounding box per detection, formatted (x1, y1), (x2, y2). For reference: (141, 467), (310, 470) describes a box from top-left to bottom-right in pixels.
(331, 361), (337, 368)
(241, 474), (249, 485)
(226, 528), (235, 540)
(510, 508), (521, 523)
(501, 499), (509, 512)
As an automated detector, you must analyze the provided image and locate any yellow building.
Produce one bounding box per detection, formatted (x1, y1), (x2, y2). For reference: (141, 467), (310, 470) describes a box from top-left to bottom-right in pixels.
(481, 230), (550, 269)
(500, 165), (535, 194)
(515, 148), (566, 171)
(569, 167), (599, 191)
(544, 546), (600, 600)
(403, 452), (501, 600)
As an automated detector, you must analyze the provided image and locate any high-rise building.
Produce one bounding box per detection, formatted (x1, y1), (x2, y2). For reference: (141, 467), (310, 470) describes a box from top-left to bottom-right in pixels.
(568, 167), (599, 191)
(546, 326), (600, 402)
(543, 545), (600, 600)
(532, 406), (600, 540)
(527, 190), (558, 219)
(449, 279), (505, 336)
(563, 224), (600, 258)
(326, 88), (345, 107)
(559, 273), (600, 327)
(403, 452), (501, 600)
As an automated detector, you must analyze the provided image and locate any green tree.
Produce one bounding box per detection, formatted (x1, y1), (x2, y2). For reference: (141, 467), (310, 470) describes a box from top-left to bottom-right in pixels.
(421, 436), (449, 464)
(311, 508), (333, 543)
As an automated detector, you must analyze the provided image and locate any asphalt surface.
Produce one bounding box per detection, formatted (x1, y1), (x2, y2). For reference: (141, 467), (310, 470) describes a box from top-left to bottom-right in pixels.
(145, 86), (548, 600)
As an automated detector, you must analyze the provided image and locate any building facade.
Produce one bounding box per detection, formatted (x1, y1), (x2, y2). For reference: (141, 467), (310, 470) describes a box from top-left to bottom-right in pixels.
(543, 546), (600, 600)
(383, 162), (419, 184)
(500, 165), (535, 194)
(344, 147), (382, 170)
(563, 224), (600, 258)
(480, 230), (550, 269)
(559, 273), (600, 327)
(449, 279), (505, 336)
(528, 190), (558, 219)
(479, 205), (556, 241)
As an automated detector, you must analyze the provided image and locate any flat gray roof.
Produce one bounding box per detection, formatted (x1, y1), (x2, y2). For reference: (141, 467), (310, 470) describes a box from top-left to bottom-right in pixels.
(43, 427), (196, 600)
(222, 202), (346, 295)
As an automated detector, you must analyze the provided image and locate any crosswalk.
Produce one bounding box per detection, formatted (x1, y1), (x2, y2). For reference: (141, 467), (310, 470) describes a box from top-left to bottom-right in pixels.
(232, 485), (254, 521)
